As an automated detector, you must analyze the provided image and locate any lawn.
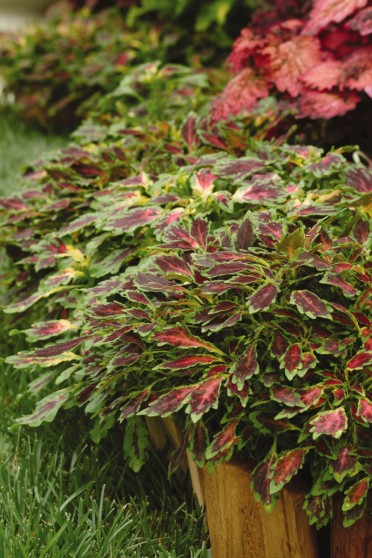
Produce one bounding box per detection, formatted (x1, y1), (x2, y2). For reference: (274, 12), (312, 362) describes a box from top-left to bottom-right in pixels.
(0, 110), (208, 557)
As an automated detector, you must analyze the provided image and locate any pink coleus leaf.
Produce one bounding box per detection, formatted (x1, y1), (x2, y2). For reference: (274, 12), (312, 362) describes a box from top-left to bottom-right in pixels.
(162, 225), (199, 250)
(270, 448), (308, 493)
(347, 6), (372, 35)
(212, 68), (269, 121)
(290, 290), (332, 320)
(206, 419), (239, 459)
(154, 326), (219, 353)
(309, 407), (348, 439)
(24, 319), (75, 341)
(264, 35), (322, 97)
(356, 398), (372, 424)
(272, 386), (304, 408)
(251, 454), (277, 509)
(186, 376), (223, 422)
(247, 284), (278, 313)
(230, 345), (259, 390)
(298, 90), (360, 119)
(304, 0), (368, 34)
(144, 386), (193, 417)
(157, 354), (219, 371)
(342, 477), (370, 511)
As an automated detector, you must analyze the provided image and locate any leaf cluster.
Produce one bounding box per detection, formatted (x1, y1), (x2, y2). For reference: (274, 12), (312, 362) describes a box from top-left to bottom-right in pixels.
(213, 0), (372, 122)
(1, 60), (371, 528)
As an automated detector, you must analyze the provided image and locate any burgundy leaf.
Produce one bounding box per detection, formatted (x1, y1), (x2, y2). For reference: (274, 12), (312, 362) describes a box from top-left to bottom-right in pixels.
(248, 284), (278, 313)
(309, 407), (348, 439)
(300, 387), (323, 409)
(270, 331), (288, 358)
(163, 225), (199, 250)
(347, 352), (372, 370)
(156, 255), (193, 278)
(270, 448), (308, 492)
(345, 167), (372, 193)
(191, 422), (209, 465)
(119, 389), (151, 420)
(216, 158), (265, 180)
(321, 274), (358, 297)
(281, 344), (302, 379)
(331, 447), (358, 482)
(206, 420), (239, 459)
(230, 345), (259, 390)
(251, 454), (276, 508)
(145, 386), (193, 417)
(105, 207), (160, 232)
(290, 290), (332, 319)
(272, 386), (303, 408)
(343, 478), (370, 511)
(135, 272), (182, 293)
(154, 327), (218, 352)
(191, 219), (209, 249)
(187, 376), (223, 422)
(181, 112), (199, 149)
(158, 354), (219, 371)
(236, 218), (254, 250)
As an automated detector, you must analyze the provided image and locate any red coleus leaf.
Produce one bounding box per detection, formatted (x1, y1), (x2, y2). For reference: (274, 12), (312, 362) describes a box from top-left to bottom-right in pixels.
(304, 0), (368, 34)
(248, 284), (278, 313)
(186, 376), (223, 422)
(347, 352), (372, 370)
(331, 447), (358, 483)
(343, 477), (370, 512)
(356, 398), (372, 424)
(300, 386), (324, 409)
(230, 345), (259, 390)
(280, 344), (304, 380)
(206, 419), (239, 459)
(347, 6), (372, 35)
(290, 290), (332, 320)
(59, 213), (97, 236)
(270, 331), (288, 358)
(119, 389), (151, 420)
(227, 376), (250, 407)
(264, 35), (322, 97)
(157, 354), (219, 371)
(144, 386), (193, 417)
(163, 225), (199, 250)
(321, 274), (359, 298)
(345, 167), (372, 193)
(216, 157), (266, 180)
(135, 272), (182, 293)
(304, 494), (332, 529)
(154, 326), (218, 353)
(156, 255), (193, 279)
(251, 454), (277, 509)
(309, 407), (348, 439)
(270, 448), (308, 493)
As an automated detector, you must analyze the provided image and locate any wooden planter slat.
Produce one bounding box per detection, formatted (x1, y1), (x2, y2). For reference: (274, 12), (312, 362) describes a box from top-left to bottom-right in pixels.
(331, 496), (371, 558)
(203, 461), (319, 558)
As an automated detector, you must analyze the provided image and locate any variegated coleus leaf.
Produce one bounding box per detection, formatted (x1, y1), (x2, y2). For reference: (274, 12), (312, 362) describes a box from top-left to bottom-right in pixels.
(156, 354), (220, 371)
(342, 477), (370, 513)
(24, 319), (77, 342)
(270, 448), (309, 494)
(5, 337), (87, 368)
(186, 376), (224, 423)
(290, 290), (332, 320)
(205, 419), (239, 461)
(304, 493), (333, 529)
(330, 447), (361, 483)
(15, 389), (69, 427)
(229, 344), (259, 390)
(143, 386), (194, 418)
(356, 398), (372, 424)
(189, 421), (209, 466)
(309, 407), (348, 440)
(154, 326), (221, 354)
(251, 453), (278, 511)
(247, 284), (278, 313)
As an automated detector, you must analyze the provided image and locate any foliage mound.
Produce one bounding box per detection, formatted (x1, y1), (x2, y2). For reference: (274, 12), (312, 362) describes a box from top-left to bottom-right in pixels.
(1, 58), (371, 529)
(214, 0), (372, 122)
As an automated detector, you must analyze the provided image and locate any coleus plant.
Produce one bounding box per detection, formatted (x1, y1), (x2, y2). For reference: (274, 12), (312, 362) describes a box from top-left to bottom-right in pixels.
(1, 80), (371, 529)
(213, 0), (372, 121)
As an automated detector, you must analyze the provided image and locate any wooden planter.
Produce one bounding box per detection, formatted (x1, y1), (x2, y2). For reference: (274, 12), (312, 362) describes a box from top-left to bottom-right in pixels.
(146, 418), (370, 558)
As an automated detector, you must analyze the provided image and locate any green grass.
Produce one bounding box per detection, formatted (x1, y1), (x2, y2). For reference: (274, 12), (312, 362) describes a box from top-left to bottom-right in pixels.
(0, 109), (66, 195)
(0, 111), (208, 557)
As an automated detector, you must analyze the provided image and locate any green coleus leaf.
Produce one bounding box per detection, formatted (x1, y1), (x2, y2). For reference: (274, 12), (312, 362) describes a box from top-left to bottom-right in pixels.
(276, 228), (305, 260)
(270, 448), (309, 494)
(123, 417), (151, 473)
(309, 407), (348, 440)
(290, 290), (332, 320)
(15, 389), (69, 427)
